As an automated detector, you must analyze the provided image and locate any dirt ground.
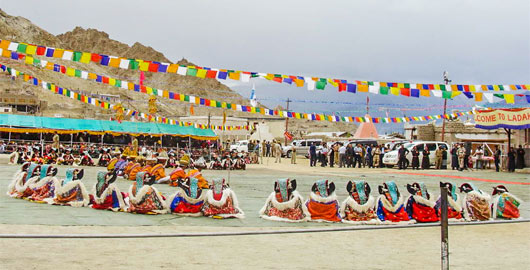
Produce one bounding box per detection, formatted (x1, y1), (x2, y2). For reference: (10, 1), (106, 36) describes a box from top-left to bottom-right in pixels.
(0, 156), (529, 269)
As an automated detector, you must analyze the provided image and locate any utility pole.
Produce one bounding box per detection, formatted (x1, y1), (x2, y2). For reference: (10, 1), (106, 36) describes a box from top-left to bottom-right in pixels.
(284, 98), (291, 145)
(441, 71), (452, 142)
(440, 182), (450, 270)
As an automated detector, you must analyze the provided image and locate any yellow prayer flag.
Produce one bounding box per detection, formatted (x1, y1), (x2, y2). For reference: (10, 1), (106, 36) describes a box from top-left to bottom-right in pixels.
(504, 94), (515, 104)
(493, 85), (500, 91)
(197, 69), (207, 78)
(26, 45), (37, 55)
(146, 87), (153, 95)
(80, 52), (91, 63)
(469, 85), (476, 92)
(451, 92), (461, 98)
(24, 56), (34, 65)
(390, 87), (400, 95)
(109, 78), (116, 86)
(139, 62), (149, 71)
(328, 79), (338, 87)
(66, 67), (75, 77)
(397, 83), (405, 88)
(420, 90), (430, 97)
(163, 90), (169, 98)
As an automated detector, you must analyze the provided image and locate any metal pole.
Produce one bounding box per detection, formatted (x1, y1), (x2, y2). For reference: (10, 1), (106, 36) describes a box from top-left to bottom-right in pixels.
(284, 98), (290, 145)
(440, 182), (449, 270)
(70, 133), (73, 147)
(8, 125), (11, 142)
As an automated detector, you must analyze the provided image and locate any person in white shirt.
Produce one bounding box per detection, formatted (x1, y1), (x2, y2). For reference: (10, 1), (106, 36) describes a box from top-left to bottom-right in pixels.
(339, 144), (347, 168)
(474, 146), (484, 169)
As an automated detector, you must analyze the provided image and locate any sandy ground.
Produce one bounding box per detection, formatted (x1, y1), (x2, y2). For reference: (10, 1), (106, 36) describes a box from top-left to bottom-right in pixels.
(1, 156), (529, 269)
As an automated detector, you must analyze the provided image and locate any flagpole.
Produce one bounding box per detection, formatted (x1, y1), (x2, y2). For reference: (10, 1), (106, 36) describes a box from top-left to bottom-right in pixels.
(441, 72), (451, 142)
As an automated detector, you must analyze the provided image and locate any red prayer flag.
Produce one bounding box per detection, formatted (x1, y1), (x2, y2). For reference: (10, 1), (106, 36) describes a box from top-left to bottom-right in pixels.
(400, 88), (410, 96)
(148, 63), (159, 72)
(338, 83), (346, 92)
(91, 54), (102, 63)
(206, 70), (217, 78)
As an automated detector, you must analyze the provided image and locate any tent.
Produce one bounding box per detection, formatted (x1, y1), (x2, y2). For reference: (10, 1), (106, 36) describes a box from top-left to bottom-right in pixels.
(0, 114), (217, 140)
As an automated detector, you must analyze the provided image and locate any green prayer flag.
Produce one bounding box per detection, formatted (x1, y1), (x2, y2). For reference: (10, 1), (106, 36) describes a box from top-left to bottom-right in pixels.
(404, 83), (410, 88)
(115, 80), (121, 87)
(17, 44), (27, 53)
(73, 52), (82, 62)
(75, 69), (81, 77)
(494, 94), (503, 99)
(440, 85), (446, 91)
(184, 95), (190, 102)
(498, 85), (504, 90)
(152, 89), (158, 96)
(186, 68), (198, 77)
(379, 87), (389, 95)
(368, 81), (374, 86)
(442, 91), (452, 99)
(129, 60), (139, 70)
(316, 81), (326, 90)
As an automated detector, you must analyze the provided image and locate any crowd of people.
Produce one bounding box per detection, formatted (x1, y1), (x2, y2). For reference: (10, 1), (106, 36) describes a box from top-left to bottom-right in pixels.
(308, 142), (394, 168)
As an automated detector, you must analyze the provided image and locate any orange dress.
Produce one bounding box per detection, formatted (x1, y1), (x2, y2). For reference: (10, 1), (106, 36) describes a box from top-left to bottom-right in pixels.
(150, 164), (166, 181)
(187, 169), (209, 189)
(169, 167), (186, 186)
(128, 163), (142, 181)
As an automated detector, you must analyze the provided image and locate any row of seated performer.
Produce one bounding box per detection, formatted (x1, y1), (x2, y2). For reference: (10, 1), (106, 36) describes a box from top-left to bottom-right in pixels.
(259, 179), (522, 223)
(7, 162), (244, 218)
(7, 163), (521, 222)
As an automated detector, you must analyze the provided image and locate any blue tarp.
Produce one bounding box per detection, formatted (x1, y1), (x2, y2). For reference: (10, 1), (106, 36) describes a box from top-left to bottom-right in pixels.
(0, 114), (217, 139)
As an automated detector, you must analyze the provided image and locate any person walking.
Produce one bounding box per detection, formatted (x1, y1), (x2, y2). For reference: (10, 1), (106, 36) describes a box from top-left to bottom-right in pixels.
(309, 142), (317, 167)
(494, 145), (501, 172)
(507, 147), (516, 172)
(434, 146), (443, 169)
(516, 145), (526, 169)
(397, 145), (409, 170)
(411, 146), (420, 170)
(291, 146), (297, 164)
(421, 146), (430, 170)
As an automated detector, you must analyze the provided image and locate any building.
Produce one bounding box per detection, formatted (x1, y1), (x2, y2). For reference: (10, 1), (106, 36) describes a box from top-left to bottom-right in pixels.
(0, 93), (45, 114)
(404, 120), (507, 145)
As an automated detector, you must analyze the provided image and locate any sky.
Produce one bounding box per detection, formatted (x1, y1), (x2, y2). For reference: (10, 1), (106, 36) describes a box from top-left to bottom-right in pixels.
(1, 0), (529, 133)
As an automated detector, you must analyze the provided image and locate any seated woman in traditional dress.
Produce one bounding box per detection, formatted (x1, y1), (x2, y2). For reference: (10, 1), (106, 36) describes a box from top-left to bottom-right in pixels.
(90, 171), (128, 211)
(459, 182), (491, 221)
(202, 178), (244, 219)
(149, 156), (169, 183)
(79, 151), (95, 166)
(405, 182), (439, 223)
(127, 157), (145, 181)
(435, 182), (463, 220)
(7, 162), (39, 198)
(259, 179), (310, 222)
(98, 148), (112, 167)
(233, 156), (246, 170)
(122, 155), (137, 179)
(167, 177), (206, 216)
(57, 149), (74, 165)
(305, 180), (341, 222)
(164, 155), (189, 186)
(128, 172), (167, 214)
(376, 181), (413, 224)
(28, 164), (59, 203)
(187, 162), (209, 189)
(52, 168), (89, 207)
(340, 180), (378, 224)
(491, 185), (522, 220)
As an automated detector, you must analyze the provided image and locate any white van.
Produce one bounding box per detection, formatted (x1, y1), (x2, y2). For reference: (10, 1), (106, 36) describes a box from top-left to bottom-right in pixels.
(282, 139), (323, 158)
(230, 140), (249, 153)
(382, 141), (449, 168)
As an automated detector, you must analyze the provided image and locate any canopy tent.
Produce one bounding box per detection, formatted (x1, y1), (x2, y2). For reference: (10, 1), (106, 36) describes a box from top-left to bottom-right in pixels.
(0, 114), (217, 140)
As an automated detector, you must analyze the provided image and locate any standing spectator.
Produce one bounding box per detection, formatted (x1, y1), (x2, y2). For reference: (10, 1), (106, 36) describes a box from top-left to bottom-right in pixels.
(333, 143), (339, 167)
(309, 142), (317, 167)
(353, 144), (363, 168)
(507, 147), (516, 172)
(516, 145), (526, 169)
(434, 146), (443, 169)
(464, 143), (471, 170)
(273, 140), (282, 163)
(397, 145), (409, 170)
(494, 145), (501, 172)
(329, 143), (335, 167)
(320, 143), (328, 167)
(379, 145), (386, 168)
(339, 143), (346, 168)
(421, 145), (430, 170)
(451, 144), (459, 170)
(52, 131), (60, 149)
(411, 146), (420, 170)
(457, 145), (466, 171)
(474, 146), (484, 169)
(366, 144), (373, 168)
(373, 145), (381, 168)
(266, 141), (271, 157)
(346, 143), (354, 168)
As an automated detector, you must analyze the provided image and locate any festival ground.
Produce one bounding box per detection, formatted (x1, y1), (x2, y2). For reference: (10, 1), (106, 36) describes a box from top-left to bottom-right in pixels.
(1, 156), (529, 269)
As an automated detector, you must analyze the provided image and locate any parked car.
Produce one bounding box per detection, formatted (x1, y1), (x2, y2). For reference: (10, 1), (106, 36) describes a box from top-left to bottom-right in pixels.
(382, 141), (450, 168)
(282, 139), (323, 158)
(230, 140), (249, 152)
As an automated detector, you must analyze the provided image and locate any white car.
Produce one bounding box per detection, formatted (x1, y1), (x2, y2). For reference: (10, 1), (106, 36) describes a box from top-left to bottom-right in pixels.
(230, 140), (249, 153)
(282, 139), (323, 158)
(383, 141), (450, 168)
